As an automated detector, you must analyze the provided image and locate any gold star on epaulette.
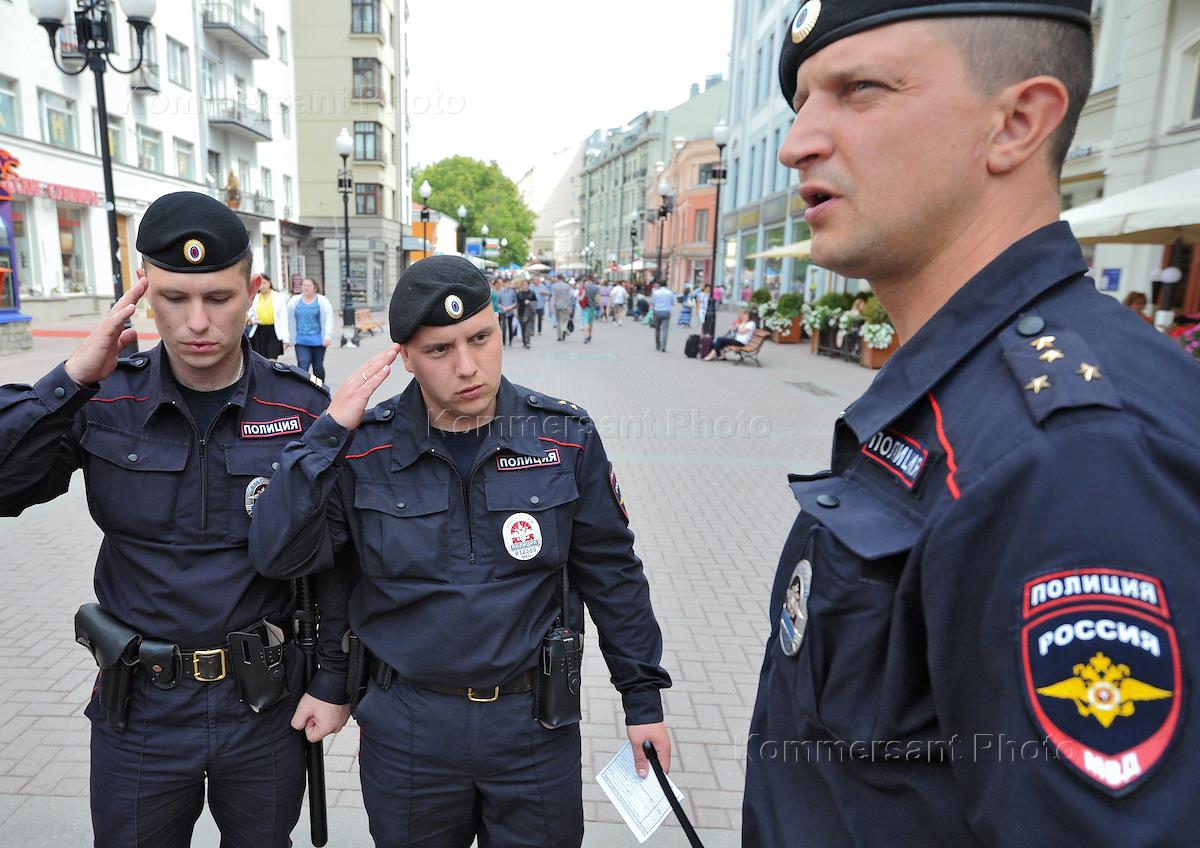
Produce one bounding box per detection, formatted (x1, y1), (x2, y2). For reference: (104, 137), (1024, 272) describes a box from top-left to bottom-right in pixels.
(1030, 336), (1056, 351)
(309, 374), (324, 388)
(1077, 362), (1102, 382)
(1025, 375), (1051, 394)
(1039, 349), (1065, 364)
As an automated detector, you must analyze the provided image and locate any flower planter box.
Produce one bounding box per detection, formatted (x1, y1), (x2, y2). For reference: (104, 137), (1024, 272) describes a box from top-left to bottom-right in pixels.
(860, 336), (899, 369)
(771, 316), (803, 344)
(810, 330), (820, 353)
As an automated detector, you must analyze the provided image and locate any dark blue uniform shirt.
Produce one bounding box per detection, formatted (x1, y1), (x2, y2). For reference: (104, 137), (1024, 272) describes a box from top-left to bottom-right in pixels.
(745, 223), (1200, 846)
(0, 340), (331, 652)
(248, 376), (672, 724)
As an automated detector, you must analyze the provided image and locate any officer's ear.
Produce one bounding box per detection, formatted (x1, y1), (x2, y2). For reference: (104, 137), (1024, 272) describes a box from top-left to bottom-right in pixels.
(985, 75), (1069, 177)
(397, 343), (416, 375)
(249, 273), (264, 297)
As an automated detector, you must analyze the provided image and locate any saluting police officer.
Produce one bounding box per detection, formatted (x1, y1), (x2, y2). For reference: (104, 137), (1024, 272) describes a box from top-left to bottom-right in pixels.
(746, 2), (1200, 845)
(248, 255), (673, 847)
(0, 192), (345, 847)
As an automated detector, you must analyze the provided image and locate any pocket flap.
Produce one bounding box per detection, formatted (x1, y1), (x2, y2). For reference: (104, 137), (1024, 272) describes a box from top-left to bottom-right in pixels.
(224, 445), (286, 477)
(81, 425), (188, 472)
(354, 480), (448, 518)
(790, 477), (921, 560)
(484, 471), (579, 512)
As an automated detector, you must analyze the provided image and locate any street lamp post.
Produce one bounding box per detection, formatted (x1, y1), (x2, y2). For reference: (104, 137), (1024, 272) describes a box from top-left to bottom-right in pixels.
(628, 210), (639, 278)
(456, 203), (467, 255)
(655, 179), (674, 288)
(705, 119), (730, 338)
(418, 180), (432, 257)
(334, 128), (358, 348)
(32, 0), (158, 356)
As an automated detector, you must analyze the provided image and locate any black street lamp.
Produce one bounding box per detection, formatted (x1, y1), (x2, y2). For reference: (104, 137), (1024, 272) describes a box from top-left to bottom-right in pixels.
(335, 127), (358, 348)
(33, 0), (157, 356)
(456, 203), (467, 255)
(705, 119), (730, 338)
(418, 180), (432, 257)
(655, 179), (674, 288)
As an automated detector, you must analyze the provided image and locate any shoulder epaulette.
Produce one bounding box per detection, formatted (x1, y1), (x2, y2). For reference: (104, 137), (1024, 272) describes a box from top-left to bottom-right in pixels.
(365, 403), (396, 424)
(267, 360), (331, 397)
(116, 355), (150, 370)
(1001, 314), (1121, 425)
(523, 391), (589, 421)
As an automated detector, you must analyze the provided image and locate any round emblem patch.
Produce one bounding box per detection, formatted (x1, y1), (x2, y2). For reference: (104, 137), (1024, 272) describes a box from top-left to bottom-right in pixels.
(183, 238), (206, 265)
(503, 512), (543, 561)
(791, 0), (821, 44)
(445, 294), (465, 320)
(245, 476), (270, 517)
(778, 559), (812, 656)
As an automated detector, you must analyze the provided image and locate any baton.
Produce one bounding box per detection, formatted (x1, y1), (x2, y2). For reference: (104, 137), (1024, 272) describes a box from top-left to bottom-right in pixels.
(642, 740), (704, 848)
(295, 577), (328, 847)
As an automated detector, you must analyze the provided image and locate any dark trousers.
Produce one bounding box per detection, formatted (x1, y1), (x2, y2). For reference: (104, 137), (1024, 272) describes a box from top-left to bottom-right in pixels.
(536, 308), (544, 334)
(356, 680), (584, 848)
(295, 343), (326, 381)
(500, 312), (514, 346)
(520, 314), (536, 348)
(87, 650), (305, 847)
(713, 336), (744, 353)
(653, 311), (672, 350)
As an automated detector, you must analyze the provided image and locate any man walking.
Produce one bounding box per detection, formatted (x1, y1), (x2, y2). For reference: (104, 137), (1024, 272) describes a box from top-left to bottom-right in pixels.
(552, 275), (575, 341)
(650, 280), (675, 352)
(532, 275), (550, 335)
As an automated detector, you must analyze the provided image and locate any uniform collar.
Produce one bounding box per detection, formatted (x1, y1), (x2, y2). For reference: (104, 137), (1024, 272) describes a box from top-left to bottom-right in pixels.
(842, 222), (1088, 443)
(142, 336), (254, 427)
(388, 376), (544, 471)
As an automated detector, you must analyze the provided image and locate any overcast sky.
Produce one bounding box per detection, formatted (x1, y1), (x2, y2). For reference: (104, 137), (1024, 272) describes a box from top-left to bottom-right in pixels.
(405, 0), (735, 181)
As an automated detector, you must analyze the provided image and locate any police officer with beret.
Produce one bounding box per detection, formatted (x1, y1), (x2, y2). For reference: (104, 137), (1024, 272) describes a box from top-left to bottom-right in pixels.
(249, 254), (673, 847)
(0, 191), (346, 846)
(745, 2), (1200, 845)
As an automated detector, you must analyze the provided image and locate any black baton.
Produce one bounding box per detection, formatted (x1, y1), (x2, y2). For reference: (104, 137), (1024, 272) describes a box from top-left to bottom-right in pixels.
(295, 577), (328, 847)
(642, 740), (704, 847)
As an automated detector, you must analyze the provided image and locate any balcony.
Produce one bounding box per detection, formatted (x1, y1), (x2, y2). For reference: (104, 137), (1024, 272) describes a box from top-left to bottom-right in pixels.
(215, 188), (275, 220)
(201, 2), (269, 59)
(205, 98), (272, 142)
(130, 61), (161, 94)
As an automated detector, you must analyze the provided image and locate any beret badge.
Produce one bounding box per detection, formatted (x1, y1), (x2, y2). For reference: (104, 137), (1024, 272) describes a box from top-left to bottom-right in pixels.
(791, 0), (822, 44)
(183, 239), (206, 265)
(445, 294), (465, 320)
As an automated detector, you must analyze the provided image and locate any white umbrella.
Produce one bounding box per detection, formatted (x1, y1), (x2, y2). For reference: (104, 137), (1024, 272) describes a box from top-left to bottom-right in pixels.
(748, 239), (812, 260)
(524, 262), (551, 271)
(1061, 166), (1200, 245)
(619, 259), (657, 272)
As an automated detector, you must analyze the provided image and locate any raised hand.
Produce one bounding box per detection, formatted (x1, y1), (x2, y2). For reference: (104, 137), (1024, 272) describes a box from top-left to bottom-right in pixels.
(327, 344), (400, 430)
(64, 275), (146, 386)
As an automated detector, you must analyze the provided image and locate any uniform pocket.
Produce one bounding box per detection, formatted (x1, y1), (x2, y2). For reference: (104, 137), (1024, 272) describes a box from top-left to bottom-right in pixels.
(80, 424), (187, 541)
(779, 477), (920, 742)
(353, 480), (451, 581)
(483, 471), (579, 577)
(224, 443), (289, 544)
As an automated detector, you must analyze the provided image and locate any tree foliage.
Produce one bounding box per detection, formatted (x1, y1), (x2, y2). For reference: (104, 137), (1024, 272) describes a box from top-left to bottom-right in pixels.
(414, 156), (535, 267)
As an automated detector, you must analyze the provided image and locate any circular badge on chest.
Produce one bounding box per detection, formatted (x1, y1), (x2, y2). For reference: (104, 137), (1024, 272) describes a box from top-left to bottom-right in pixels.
(245, 476), (270, 517)
(503, 512), (543, 561)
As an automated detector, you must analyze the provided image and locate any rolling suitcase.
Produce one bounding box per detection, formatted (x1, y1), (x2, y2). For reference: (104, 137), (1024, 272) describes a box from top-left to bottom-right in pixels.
(698, 334), (713, 358)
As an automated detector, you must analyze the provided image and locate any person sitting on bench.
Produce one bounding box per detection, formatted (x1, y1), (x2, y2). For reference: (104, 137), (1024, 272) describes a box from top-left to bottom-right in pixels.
(704, 310), (756, 361)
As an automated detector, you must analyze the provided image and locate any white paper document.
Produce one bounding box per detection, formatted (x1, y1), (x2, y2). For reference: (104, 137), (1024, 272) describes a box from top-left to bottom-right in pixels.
(595, 741), (686, 844)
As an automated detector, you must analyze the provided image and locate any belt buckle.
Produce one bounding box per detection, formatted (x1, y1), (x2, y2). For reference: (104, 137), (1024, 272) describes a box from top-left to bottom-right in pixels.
(467, 686), (499, 703)
(192, 648), (227, 683)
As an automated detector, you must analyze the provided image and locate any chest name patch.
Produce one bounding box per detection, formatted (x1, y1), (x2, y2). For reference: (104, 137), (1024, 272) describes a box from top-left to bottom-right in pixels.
(1019, 567), (1181, 796)
(241, 416), (303, 439)
(861, 428), (929, 490)
(496, 448), (560, 471)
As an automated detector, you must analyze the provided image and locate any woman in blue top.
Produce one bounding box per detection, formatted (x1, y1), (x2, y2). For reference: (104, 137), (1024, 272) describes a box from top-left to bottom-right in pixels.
(286, 278), (334, 381)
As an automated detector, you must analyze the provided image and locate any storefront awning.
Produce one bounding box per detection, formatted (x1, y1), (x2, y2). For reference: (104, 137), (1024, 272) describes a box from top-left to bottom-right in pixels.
(748, 239), (812, 260)
(1061, 167), (1200, 245)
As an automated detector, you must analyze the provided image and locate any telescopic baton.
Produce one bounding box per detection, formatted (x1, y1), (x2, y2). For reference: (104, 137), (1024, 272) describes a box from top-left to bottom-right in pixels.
(295, 577), (328, 847)
(642, 740), (704, 847)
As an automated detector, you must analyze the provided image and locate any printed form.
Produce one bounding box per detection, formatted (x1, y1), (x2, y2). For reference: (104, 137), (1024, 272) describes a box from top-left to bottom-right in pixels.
(595, 741), (686, 843)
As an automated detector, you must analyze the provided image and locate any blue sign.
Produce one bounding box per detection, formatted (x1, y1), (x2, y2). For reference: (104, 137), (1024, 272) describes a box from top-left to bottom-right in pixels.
(1101, 268), (1121, 292)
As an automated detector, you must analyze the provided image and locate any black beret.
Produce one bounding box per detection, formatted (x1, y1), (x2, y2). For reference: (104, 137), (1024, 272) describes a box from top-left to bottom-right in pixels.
(779, 0), (1092, 109)
(136, 191), (251, 273)
(389, 255), (492, 344)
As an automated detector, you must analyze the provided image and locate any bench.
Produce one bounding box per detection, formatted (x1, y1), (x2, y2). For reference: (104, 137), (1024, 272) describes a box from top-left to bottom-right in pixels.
(722, 329), (769, 367)
(355, 308), (383, 335)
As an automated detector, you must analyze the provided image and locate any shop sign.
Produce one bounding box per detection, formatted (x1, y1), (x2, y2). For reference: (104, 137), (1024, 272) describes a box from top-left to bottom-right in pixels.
(0, 150), (100, 206)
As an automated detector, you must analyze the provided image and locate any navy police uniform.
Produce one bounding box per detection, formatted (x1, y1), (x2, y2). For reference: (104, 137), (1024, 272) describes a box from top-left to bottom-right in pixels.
(746, 3), (1200, 845)
(0, 192), (334, 847)
(249, 256), (672, 848)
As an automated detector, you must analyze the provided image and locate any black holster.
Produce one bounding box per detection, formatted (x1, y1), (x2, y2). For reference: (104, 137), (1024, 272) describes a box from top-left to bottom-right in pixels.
(74, 604), (140, 733)
(227, 619), (290, 713)
(344, 631), (370, 713)
(533, 570), (583, 729)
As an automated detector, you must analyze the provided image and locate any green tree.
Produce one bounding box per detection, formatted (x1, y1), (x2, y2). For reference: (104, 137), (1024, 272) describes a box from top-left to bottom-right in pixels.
(414, 156), (535, 267)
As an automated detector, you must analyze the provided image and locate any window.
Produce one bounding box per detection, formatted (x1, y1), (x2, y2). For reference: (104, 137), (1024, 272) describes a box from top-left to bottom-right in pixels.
(175, 138), (194, 180)
(130, 23), (158, 68)
(352, 58), (380, 98)
(354, 121), (380, 160)
(0, 77), (18, 135)
(92, 111), (124, 162)
(352, 0), (380, 34)
(41, 91), (77, 149)
(137, 125), (162, 171)
(277, 26), (288, 63)
(253, 7), (266, 40)
(238, 159), (251, 195)
(747, 145), (757, 203)
(260, 167), (272, 198)
(201, 55), (221, 100)
(207, 150), (221, 183)
(166, 37), (190, 89)
(697, 162), (714, 185)
(694, 209), (710, 242)
(770, 127), (781, 193)
(283, 175), (294, 216)
(355, 183), (380, 214)
(753, 47), (762, 108)
(257, 89), (268, 118)
(1192, 56), (1200, 121)
(280, 102), (290, 138)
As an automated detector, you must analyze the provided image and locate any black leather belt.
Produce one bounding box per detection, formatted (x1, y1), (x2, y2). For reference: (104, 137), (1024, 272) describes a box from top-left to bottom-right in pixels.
(171, 620), (293, 685)
(369, 656), (534, 703)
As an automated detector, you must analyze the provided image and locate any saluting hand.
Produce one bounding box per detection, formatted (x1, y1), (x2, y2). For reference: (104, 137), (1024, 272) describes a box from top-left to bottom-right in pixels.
(64, 274), (146, 386)
(327, 344), (400, 430)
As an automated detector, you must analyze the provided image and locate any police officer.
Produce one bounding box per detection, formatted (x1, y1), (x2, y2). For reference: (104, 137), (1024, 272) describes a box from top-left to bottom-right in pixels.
(745, 2), (1200, 845)
(0, 191), (345, 846)
(248, 255), (673, 847)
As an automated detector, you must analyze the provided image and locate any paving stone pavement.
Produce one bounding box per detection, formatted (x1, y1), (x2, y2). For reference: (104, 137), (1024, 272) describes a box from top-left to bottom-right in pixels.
(0, 309), (875, 845)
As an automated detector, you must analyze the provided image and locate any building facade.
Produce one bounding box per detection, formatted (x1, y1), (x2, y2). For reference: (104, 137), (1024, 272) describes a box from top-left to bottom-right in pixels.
(293, 0), (411, 314)
(0, 0), (300, 323)
(516, 140), (585, 268)
(642, 138), (720, 293)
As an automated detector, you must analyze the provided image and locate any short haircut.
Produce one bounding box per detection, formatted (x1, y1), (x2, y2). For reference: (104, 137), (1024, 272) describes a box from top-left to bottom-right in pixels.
(940, 17), (1093, 177)
(239, 253), (253, 285)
